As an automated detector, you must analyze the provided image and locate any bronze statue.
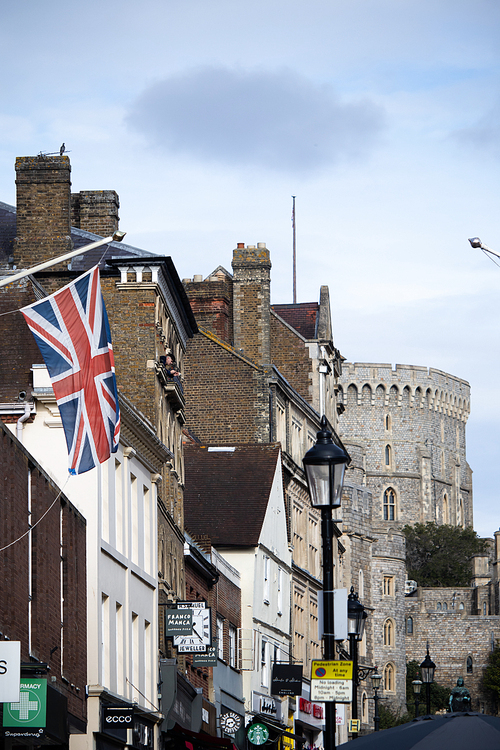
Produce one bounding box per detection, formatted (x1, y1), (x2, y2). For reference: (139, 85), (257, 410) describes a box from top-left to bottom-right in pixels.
(448, 677), (472, 712)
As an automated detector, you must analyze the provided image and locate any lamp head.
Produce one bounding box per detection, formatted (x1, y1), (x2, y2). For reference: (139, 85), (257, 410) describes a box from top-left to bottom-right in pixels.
(113, 230), (127, 242)
(468, 237), (482, 249)
(302, 416), (349, 508)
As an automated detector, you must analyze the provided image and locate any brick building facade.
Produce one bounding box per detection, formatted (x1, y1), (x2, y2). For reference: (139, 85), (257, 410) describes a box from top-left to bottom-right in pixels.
(0, 420), (87, 743)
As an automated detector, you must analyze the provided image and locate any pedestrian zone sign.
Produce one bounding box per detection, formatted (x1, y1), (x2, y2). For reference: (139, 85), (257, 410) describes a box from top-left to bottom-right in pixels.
(310, 661), (353, 703)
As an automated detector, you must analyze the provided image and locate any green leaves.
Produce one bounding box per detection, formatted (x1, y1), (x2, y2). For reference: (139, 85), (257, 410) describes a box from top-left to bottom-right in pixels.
(403, 522), (488, 587)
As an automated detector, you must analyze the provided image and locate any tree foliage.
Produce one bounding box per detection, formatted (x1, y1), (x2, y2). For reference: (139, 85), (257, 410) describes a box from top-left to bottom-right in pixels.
(482, 645), (500, 698)
(403, 522), (488, 587)
(405, 660), (450, 716)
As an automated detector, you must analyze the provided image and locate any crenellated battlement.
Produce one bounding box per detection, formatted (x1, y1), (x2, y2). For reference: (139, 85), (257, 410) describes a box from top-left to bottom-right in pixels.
(338, 362), (470, 422)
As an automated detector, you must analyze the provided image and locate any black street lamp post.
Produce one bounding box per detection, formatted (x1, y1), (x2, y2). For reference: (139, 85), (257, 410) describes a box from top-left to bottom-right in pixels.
(347, 587), (367, 738)
(371, 673), (382, 732)
(412, 679), (422, 718)
(303, 416), (349, 750)
(420, 646), (436, 716)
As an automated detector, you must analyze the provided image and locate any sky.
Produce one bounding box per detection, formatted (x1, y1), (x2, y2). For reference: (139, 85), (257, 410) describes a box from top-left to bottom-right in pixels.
(1, 0), (500, 537)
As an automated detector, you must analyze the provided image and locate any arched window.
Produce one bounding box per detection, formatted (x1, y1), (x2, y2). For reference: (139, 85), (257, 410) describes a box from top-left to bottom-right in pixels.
(406, 617), (413, 635)
(483, 602), (487, 616)
(362, 692), (368, 723)
(385, 444), (392, 466)
(458, 497), (463, 527)
(436, 602), (442, 611)
(443, 494), (449, 524)
(383, 619), (394, 646)
(459, 602), (464, 610)
(383, 488), (396, 521)
(443, 602), (448, 612)
(384, 663), (395, 692)
(385, 414), (391, 431)
(467, 656), (473, 674)
(359, 569), (364, 600)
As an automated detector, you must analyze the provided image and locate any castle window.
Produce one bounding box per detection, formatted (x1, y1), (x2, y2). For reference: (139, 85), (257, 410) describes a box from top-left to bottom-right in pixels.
(467, 656), (473, 674)
(406, 617), (413, 635)
(385, 444), (392, 466)
(362, 692), (368, 723)
(383, 488), (396, 520)
(436, 602), (441, 611)
(443, 602), (448, 612)
(384, 663), (395, 692)
(483, 602), (487, 616)
(443, 494), (449, 524)
(459, 602), (464, 610)
(385, 414), (391, 431)
(383, 576), (394, 597)
(383, 619), (394, 647)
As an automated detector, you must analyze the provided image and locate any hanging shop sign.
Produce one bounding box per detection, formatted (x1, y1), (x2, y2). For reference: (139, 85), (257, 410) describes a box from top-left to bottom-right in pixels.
(192, 646), (218, 667)
(0, 641), (20, 703)
(173, 602), (212, 653)
(247, 723), (270, 745)
(271, 664), (303, 696)
(220, 711), (242, 736)
(3, 678), (47, 729)
(165, 609), (193, 636)
(310, 661), (353, 703)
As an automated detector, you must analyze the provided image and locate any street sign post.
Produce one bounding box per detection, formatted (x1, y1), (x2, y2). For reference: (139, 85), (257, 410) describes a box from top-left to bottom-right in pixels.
(310, 661), (353, 703)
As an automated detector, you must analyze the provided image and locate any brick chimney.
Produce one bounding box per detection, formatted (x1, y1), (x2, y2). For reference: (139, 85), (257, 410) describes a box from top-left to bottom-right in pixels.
(231, 243), (271, 365)
(14, 155), (73, 268)
(71, 190), (120, 236)
(184, 271), (233, 344)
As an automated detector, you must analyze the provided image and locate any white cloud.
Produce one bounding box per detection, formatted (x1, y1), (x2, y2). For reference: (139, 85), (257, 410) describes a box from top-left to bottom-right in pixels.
(126, 67), (385, 173)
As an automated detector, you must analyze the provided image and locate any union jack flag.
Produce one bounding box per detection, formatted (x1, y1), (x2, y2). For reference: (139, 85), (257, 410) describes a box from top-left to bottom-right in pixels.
(21, 266), (120, 474)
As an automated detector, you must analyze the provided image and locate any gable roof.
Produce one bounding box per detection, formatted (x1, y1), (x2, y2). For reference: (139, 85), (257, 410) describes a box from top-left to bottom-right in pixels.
(271, 302), (319, 339)
(184, 443), (281, 547)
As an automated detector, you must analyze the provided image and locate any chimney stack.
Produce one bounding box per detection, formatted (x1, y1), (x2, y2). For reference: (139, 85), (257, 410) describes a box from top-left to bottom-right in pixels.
(71, 190), (120, 236)
(14, 155), (72, 269)
(232, 243), (271, 365)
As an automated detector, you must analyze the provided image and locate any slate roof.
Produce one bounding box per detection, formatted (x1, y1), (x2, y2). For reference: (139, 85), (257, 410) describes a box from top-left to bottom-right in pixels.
(184, 444), (281, 547)
(271, 302), (319, 339)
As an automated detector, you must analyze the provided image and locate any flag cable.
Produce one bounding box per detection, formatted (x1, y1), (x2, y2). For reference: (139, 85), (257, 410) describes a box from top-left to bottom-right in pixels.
(0, 474), (72, 553)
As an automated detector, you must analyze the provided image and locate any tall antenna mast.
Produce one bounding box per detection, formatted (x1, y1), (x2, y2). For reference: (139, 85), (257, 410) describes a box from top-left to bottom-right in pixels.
(292, 195), (297, 304)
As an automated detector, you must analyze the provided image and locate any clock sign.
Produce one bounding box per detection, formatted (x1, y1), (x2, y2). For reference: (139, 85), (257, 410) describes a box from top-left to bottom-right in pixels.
(173, 602), (212, 653)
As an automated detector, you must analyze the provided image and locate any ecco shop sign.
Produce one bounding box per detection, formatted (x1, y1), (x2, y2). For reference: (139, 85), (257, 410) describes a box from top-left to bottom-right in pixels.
(103, 707), (134, 726)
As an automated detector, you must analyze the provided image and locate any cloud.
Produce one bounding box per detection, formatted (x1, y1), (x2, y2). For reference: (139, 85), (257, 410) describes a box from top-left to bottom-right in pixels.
(126, 67), (385, 173)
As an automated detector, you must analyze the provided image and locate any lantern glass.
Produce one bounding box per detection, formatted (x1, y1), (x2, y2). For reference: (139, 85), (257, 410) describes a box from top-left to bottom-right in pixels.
(371, 673), (382, 690)
(304, 461), (345, 508)
(420, 650), (436, 684)
(412, 679), (422, 696)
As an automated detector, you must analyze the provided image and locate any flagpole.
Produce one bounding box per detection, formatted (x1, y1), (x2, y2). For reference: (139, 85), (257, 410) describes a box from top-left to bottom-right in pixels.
(0, 231), (126, 289)
(292, 195), (297, 304)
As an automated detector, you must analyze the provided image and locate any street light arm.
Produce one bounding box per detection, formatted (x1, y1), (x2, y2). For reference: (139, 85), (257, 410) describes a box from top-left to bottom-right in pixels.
(0, 231), (126, 289)
(468, 237), (500, 260)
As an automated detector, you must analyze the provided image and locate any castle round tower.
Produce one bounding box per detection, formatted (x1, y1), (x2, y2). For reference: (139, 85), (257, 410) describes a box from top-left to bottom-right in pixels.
(337, 362), (472, 714)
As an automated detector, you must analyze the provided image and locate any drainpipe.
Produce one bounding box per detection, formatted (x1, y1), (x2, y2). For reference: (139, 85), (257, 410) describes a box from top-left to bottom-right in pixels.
(16, 401), (31, 442)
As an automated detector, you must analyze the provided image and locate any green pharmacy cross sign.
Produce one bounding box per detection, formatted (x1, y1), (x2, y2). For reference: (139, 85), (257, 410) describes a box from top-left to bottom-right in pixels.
(3, 679), (47, 728)
(247, 723), (269, 745)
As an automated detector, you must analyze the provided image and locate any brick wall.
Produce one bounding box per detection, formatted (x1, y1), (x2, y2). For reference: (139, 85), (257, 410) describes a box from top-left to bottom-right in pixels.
(0, 423), (87, 725)
(184, 276), (233, 344)
(270, 314), (311, 403)
(14, 156), (72, 269)
(0, 278), (42, 403)
(183, 331), (270, 444)
(71, 190), (119, 236)
(232, 244), (271, 365)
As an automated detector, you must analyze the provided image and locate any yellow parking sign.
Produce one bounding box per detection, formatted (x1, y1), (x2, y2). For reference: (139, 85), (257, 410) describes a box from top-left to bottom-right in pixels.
(311, 661), (353, 680)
